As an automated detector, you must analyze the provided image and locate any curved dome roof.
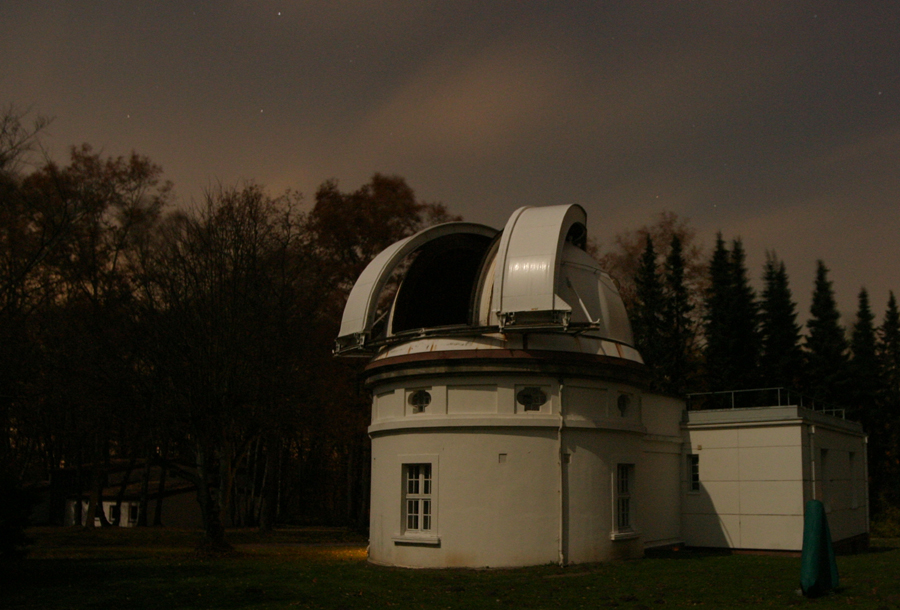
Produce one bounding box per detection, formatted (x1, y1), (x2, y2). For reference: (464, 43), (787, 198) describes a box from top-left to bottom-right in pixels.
(335, 204), (636, 360)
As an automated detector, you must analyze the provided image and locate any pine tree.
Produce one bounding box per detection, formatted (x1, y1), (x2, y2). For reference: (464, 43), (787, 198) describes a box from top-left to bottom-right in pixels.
(727, 239), (760, 389)
(805, 261), (850, 404)
(660, 234), (695, 395)
(758, 253), (803, 390)
(852, 288), (891, 513)
(632, 236), (665, 384)
(703, 235), (760, 392)
(703, 234), (733, 391)
(851, 288), (882, 434)
(876, 292), (900, 507)
(879, 291), (900, 408)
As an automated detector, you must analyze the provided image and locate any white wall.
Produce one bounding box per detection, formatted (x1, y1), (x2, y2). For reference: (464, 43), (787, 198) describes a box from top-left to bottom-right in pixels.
(809, 425), (869, 543)
(682, 408), (868, 551)
(65, 500), (139, 527)
(368, 372), (683, 567)
(683, 423), (805, 549)
(64, 492), (202, 529)
(640, 393), (685, 549)
(370, 428), (561, 568)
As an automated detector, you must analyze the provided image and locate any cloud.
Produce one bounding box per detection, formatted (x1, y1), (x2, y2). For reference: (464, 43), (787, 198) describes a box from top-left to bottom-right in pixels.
(359, 35), (576, 164)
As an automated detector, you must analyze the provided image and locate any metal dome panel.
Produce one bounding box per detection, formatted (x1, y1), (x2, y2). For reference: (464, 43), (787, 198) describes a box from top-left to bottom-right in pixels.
(557, 243), (634, 344)
(335, 204), (639, 360)
(335, 222), (498, 354)
(491, 204), (587, 329)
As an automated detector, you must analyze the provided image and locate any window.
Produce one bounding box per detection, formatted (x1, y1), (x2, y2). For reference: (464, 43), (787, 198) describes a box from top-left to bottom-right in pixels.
(688, 454), (700, 492)
(108, 504), (120, 523)
(616, 464), (633, 530)
(404, 464), (432, 533)
(516, 387), (547, 411)
(394, 458), (440, 546)
(128, 504), (139, 524)
(617, 394), (631, 417)
(612, 463), (636, 539)
(408, 390), (431, 413)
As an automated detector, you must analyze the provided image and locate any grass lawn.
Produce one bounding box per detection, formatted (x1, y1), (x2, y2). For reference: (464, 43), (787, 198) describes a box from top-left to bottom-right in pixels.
(3, 528), (899, 609)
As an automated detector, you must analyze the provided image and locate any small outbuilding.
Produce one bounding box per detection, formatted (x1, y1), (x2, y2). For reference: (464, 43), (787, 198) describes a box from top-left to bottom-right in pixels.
(682, 396), (868, 553)
(336, 204), (868, 568)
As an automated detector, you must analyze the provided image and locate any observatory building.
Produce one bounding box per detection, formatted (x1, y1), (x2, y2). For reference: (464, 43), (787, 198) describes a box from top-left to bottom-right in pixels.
(336, 204), (868, 568)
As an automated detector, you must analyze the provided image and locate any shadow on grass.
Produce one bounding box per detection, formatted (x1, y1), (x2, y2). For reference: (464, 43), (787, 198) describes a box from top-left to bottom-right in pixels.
(5, 530), (900, 610)
(643, 546), (735, 560)
(1, 554), (346, 610)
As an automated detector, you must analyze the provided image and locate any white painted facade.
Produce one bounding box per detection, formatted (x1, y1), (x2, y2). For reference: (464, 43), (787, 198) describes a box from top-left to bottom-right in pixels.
(337, 204), (868, 568)
(64, 489), (202, 528)
(682, 407), (868, 551)
(366, 359), (685, 567)
(66, 499), (141, 527)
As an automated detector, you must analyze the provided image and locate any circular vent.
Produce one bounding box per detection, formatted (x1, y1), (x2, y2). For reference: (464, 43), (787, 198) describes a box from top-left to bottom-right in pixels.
(517, 387), (547, 411)
(408, 389), (432, 412)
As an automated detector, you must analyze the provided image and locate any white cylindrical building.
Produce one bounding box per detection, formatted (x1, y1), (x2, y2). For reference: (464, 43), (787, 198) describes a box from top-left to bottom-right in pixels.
(336, 205), (684, 568)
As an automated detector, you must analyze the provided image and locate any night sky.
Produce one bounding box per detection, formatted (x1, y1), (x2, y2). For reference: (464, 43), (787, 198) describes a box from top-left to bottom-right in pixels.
(3, 1), (899, 323)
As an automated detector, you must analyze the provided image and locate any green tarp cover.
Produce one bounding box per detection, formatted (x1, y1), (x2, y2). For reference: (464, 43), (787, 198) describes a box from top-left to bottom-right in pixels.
(800, 499), (839, 597)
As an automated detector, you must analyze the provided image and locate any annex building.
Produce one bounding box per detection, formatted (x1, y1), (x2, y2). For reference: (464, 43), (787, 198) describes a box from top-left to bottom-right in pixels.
(335, 204), (868, 568)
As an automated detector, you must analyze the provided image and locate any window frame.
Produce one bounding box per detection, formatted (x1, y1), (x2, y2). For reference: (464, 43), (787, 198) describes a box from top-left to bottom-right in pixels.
(514, 384), (551, 414)
(393, 456), (440, 545)
(404, 463), (432, 533)
(611, 462), (638, 540)
(687, 454), (700, 493)
(407, 389), (432, 414)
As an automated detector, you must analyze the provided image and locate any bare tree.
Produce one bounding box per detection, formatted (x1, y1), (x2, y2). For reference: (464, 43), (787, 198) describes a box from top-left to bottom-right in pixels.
(136, 183), (315, 548)
(596, 210), (706, 313)
(1, 141), (170, 528)
(0, 104), (50, 174)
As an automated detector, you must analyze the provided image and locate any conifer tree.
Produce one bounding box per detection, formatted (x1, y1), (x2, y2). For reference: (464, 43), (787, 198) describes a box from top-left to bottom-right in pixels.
(632, 237), (665, 384)
(879, 292), (900, 409)
(727, 239), (760, 389)
(703, 234), (733, 391)
(759, 253), (803, 389)
(851, 289), (880, 397)
(851, 288), (887, 508)
(703, 235), (760, 392)
(876, 292), (900, 506)
(660, 234), (695, 394)
(805, 261), (850, 404)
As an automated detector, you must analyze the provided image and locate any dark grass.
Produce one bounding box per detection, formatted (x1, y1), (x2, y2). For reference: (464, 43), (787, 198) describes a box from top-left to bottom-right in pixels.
(3, 529), (899, 609)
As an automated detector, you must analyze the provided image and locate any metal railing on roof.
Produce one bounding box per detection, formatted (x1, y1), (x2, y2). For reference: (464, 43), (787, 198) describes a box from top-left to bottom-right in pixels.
(685, 387), (847, 419)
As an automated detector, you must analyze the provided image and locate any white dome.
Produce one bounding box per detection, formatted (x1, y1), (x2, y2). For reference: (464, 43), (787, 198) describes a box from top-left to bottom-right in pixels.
(335, 205), (638, 362)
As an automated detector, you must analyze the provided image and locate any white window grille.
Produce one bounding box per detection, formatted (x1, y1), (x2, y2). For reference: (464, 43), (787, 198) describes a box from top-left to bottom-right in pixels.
(404, 463), (432, 532)
(615, 463), (635, 533)
(688, 454), (700, 492)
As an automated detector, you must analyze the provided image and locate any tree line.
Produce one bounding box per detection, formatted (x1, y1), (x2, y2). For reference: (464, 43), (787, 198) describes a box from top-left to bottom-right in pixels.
(0, 106), (456, 549)
(600, 213), (900, 516)
(2, 104), (897, 554)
